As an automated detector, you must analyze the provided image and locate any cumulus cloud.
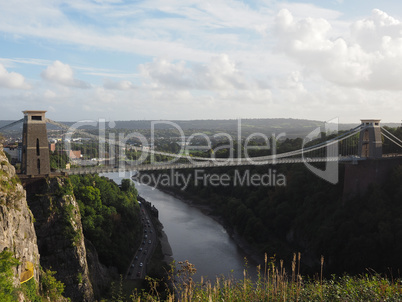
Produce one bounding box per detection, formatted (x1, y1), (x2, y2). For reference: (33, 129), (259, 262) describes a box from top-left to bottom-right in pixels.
(276, 71), (307, 92)
(44, 89), (57, 99)
(194, 54), (251, 90)
(103, 78), (136, 90)
(351, 9), (402, 52)
(0, 64), (30, 89)
(41, 60), (90, 88)
(94, 87), (117, 103)
(273, 9), (402, 90)
(139, 58), (191, 89)
(140, 54), (267, 91)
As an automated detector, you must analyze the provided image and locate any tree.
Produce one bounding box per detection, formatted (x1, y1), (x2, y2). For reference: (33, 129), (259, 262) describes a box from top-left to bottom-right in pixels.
(69, 174), (141, 271)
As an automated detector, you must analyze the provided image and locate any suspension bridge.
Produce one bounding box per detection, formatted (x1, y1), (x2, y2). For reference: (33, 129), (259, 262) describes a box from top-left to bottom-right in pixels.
(1, 111), (402, 179)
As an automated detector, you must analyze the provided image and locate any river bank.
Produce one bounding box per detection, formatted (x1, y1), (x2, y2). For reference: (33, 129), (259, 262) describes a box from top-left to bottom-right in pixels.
(159, 228), (174, 265)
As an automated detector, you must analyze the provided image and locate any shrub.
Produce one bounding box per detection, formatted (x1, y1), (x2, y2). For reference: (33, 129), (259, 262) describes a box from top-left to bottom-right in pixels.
(0, 250), (19, 302)
(40, 268), (66, 301)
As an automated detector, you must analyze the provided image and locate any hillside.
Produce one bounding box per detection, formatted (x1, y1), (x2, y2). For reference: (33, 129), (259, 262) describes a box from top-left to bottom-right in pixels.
(3, 118), (397, 139)
(142, 160), (402, 276)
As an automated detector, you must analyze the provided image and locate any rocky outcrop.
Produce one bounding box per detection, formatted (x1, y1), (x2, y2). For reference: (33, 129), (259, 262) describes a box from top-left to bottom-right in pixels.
(25, 177), (95, 302)
(0, 146), (40, 287)
(85, 238), (112, 299)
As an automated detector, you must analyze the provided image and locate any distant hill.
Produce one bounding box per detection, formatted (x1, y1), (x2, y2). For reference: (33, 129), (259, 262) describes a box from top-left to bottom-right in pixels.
(112, 118), (346, 138)
(1, 118), (400, 138)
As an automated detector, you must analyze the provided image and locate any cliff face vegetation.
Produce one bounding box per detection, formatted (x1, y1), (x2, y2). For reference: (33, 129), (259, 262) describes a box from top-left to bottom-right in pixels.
(23, 173), (142, 301)
(69, 175), (142, 273)
(0, 144), (144, 301)
(25, 176), (95, 302)
(0, 147), (40, 288)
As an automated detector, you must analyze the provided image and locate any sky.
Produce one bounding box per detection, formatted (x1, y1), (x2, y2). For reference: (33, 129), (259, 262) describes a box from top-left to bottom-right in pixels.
(1, 0), (402, 123)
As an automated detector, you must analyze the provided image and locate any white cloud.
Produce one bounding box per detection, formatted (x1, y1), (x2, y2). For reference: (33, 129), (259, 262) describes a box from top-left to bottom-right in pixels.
(140, 58), (192, 89)
(140, 54), (268, 91)
(44, 89), (57, 99)
(274, 9), (402, 90)
(195, 54), (251, 90)
(351, 9), (402, 52)
(94, 87), (117, 103)
(276, 71), (306, 92)
(0, 0), (272, 64)
(2, 2), (402, 122)
(41, 60), (90, 88)
(0, 64), (30, 89)
(276, 2), (342, 21)
(103, 79), (136, 90)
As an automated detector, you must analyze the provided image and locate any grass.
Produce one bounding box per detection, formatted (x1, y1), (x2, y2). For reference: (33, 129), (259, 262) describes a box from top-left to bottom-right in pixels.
(127, 254), (402, 302)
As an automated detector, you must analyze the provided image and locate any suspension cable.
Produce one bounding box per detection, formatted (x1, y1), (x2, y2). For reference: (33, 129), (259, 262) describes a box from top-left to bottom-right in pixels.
(0, 119), (24, 131)
(243, 124), (365, 162)
(381, 132), (402, 149)
(47, 118), (366, 164)
(381, 127), (402, 145)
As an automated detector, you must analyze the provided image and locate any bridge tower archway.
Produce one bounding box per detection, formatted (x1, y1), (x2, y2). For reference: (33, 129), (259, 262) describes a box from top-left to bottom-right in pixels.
(358, 119), (382, 159)
(21, 110), (50, 176)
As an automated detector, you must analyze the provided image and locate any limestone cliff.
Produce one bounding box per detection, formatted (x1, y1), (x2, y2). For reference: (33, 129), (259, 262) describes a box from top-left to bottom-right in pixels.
(25, 177), (95, 302)
(0, 146), (40, 287)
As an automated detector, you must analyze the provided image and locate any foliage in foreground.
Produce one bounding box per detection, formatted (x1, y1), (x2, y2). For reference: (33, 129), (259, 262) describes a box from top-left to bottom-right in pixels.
(0, 250), (67, 301)
(129, 255), (402, 302)
(20, 270), (67, 302)
(0, 250), (19, 301)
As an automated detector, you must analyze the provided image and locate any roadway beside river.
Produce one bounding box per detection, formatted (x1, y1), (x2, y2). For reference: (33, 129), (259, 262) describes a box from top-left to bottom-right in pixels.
(125, 196), (173, 281)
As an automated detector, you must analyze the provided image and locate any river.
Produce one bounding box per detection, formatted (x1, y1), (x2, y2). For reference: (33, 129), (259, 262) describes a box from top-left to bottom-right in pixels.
(101, 172), (257, 281)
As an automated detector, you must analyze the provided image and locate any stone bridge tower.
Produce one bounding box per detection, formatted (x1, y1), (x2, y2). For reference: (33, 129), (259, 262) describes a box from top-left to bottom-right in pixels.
(358, 119), (382, 159)
(343, 119), (388, 200)
(21, 110), (50, 176)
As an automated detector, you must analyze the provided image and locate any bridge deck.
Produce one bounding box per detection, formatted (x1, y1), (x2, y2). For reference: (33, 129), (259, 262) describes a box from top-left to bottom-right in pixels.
(61, 156), (371, 175)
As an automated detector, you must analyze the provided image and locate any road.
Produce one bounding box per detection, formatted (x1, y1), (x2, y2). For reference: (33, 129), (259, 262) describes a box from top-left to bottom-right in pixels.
(125, 203), (158, 280)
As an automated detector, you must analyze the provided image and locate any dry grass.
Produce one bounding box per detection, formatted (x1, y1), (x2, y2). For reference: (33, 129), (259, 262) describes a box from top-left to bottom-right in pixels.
(128, 254), (402, 302)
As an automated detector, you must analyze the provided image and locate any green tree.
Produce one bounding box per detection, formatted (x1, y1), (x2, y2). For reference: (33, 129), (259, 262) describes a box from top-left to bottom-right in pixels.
(70, 174), (141, 271)
(40, 269), (65, 300)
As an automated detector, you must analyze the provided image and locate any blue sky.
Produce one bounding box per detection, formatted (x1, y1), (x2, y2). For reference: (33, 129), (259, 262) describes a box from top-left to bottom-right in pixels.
(1, 0), (402, 123)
